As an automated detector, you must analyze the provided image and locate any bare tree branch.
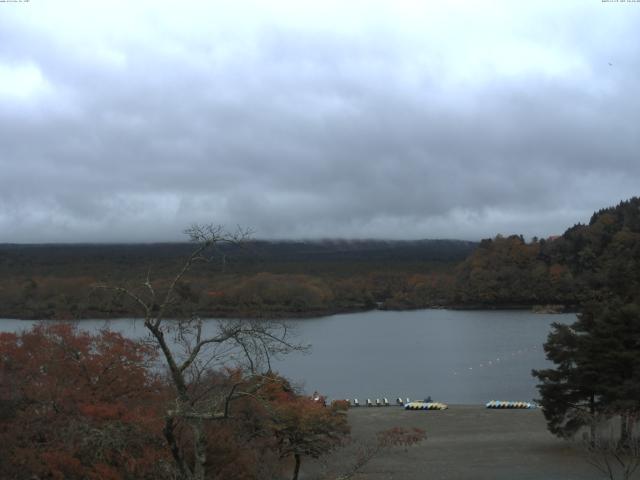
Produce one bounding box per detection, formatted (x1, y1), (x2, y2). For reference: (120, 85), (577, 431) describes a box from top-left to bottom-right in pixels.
(93, 224), (305, 480)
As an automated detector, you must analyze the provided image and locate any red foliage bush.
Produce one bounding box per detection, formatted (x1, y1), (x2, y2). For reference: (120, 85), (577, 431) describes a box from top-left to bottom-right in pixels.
(330, 399), (350, 412)
(0, 323), (170, 479)
(0, 326), (352, 479)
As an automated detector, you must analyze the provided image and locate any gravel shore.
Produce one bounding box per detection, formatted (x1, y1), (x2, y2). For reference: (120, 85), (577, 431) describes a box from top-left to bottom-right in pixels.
(304, 405), (613, 480)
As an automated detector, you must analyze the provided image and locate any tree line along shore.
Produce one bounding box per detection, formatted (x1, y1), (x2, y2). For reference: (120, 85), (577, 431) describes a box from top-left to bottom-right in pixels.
(2, 198), (639, 320)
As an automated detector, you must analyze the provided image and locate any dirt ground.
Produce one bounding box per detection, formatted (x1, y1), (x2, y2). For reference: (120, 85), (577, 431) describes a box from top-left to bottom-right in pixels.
(301, 405), (623, 480)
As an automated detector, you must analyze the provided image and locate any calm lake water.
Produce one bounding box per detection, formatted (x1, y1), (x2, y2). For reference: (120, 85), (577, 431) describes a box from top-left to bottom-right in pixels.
(0, 309), (575, 405)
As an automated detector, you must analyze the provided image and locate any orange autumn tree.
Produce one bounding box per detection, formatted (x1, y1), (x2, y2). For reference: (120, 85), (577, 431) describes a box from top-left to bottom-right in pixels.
(0, 323), (170, 479)
(256, 376), (349, 480)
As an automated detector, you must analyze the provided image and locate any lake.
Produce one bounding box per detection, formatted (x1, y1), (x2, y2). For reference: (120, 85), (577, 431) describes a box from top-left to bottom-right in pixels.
(0, 309), (575, 405)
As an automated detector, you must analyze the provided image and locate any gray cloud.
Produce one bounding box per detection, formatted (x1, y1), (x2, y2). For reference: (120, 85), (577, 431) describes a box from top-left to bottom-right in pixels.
(1, 1), (639, 242)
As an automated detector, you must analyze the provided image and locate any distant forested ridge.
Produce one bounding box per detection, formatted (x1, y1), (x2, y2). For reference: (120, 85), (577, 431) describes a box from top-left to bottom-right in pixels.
(453, 197), (640, 309)
(0, 239), (475, 319)
(2, 197), (639, 319)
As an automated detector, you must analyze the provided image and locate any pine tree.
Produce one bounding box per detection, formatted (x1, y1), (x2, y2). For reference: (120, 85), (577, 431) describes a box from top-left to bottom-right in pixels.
(532, 320), (596, 437)
(533, 299), (640, 439)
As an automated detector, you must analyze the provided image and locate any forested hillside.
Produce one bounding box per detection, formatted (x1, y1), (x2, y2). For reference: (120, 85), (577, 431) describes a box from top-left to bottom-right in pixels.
(3, 198), (639, 319)
(453, 197), (640, 308)
(0, 239), (475, 319)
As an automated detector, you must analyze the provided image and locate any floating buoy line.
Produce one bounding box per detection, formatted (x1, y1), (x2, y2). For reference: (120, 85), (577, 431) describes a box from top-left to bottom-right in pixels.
(450, 344), (540, 377)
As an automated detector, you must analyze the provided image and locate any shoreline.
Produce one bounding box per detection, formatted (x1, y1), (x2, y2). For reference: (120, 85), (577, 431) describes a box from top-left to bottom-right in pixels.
(0, 303), (575, 322)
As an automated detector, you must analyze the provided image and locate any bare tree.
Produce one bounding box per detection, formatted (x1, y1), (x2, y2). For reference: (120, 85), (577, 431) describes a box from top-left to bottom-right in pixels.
(303, 427), (426, 480)
(96, 225), (306, 480)
(580, 412), (640, 480)
(335, 427), (426, 480)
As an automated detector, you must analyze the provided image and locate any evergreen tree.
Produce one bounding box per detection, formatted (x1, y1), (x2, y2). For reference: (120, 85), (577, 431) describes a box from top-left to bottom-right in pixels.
(532, 320), (596, 437)
(533, 299), (640, 438)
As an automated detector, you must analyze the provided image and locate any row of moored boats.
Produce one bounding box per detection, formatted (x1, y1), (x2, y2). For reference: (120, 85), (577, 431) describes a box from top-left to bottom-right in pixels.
(344, 397), (536, 410)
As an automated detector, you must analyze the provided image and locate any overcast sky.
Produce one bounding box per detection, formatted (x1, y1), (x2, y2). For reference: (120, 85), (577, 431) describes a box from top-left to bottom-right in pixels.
(1, 0), (639, 242)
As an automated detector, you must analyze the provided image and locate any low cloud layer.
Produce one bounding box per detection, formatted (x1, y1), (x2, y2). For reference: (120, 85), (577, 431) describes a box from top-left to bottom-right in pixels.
(1, 1), (639, 242)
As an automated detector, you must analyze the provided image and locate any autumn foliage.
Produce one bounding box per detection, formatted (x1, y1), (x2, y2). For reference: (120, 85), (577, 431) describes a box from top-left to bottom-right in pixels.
(0, 324), (168, 479)
(0, 325), (353, 480)
(266, 380), (350, 480)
